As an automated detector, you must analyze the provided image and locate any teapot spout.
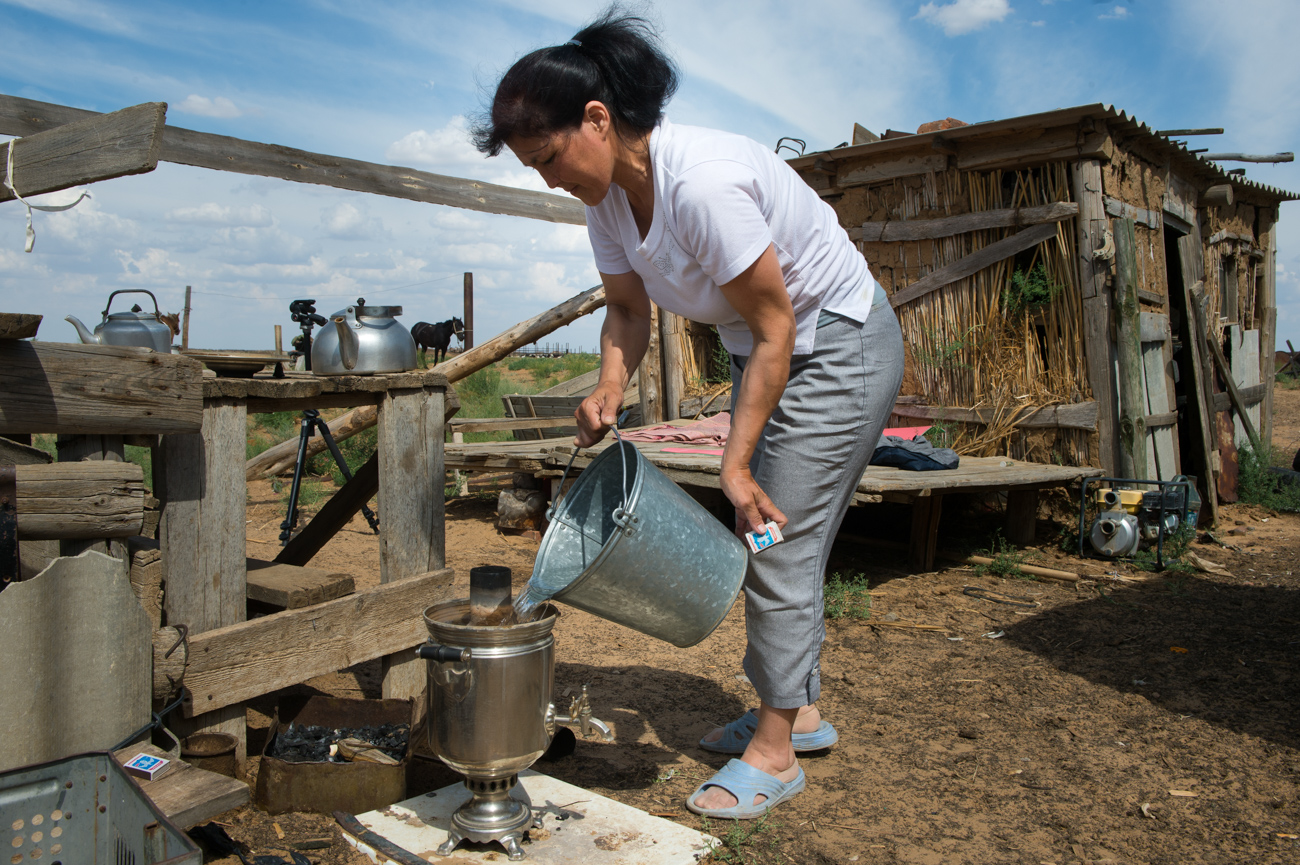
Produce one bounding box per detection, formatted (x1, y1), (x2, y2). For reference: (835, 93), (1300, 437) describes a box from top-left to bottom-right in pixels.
(333, 315), (359, 370)
(65, 315), (99, 344)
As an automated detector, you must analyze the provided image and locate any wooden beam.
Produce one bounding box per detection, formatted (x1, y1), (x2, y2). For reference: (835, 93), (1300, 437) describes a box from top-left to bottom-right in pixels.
(1163, 174), (1198, 226)
(1072, 159), (1118, 475)
(0, 342), (204, 435)
(1112, 218), (1150, 480)
(888, 221), (1059, 309)
(639, 304), (665, 424)
(449, 416), (576, 433)
(955, 124), (1113, 172)
(1201, 318), (1263, 452)
(1202, 152), (1294, 163)
(1156, 128), (1224, 137)
(1210, 383), (1266, 412)
(1177, 241), (1220, 525)
(0, 313), (41, 340)
(0, 94), (585, 226)
(854, 202), (1077, 243)
(1202, 184), (1234, 208)
(181, 568), (454, 715)
(889, 401), (1097, 431)
(661, 310), (687, 422)
(14, 461), (144, 540)
(1259, 207), (1279, 450)
(0, 102), (165, 203)
(1104, 197), (1161, 230)
(275, 452), (378, 567)
(246, 559), (355, 609)
(836, 153), (948, 187)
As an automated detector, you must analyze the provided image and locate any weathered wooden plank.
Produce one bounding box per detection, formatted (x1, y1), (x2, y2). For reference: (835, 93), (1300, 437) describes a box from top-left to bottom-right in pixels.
(1113, 218), (1149, 480)
(157, 398), (248, 762)
(1104, 197), (1161, 229)
(661, 309), (687, 421)
(182, 568), (455, 715)
(908, 495), (943, 571)
(1142, 341), (1177, 480)
(1004, 489), (1039, 547)
(1139, 312), (1170, 343)
(1200, 312), (1262, 453)
(888, 400), (1098, 430)
(0, 102), (165, 203)
(888, 222), (1059, 309)
(450, 416), (576, 433)
(956, 124), (1112, 172)
(1259, 208), (1278, 449)
(1163, 174), (1198, 226)
(639, 304), (665, 424)
(0, 94), (585, 225)
(1178, 243), (1220, 525)
(14, 461), (144, 539)
(854, 202), (1077, 243)
(113, 743), (249, 830)
(1229, 326), (1261, 450)
(0, 342), (204, 435)
(0, 313), (41, 340)
(246, 559), (355, 609)
(377, 387), (445, 703)
(1210, 384), (1266, 412)
(837, 152), (948, 187)
(1072, 159), (1118, 475)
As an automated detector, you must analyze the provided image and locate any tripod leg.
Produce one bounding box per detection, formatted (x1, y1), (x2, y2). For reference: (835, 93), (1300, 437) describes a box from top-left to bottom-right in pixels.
(279, 414), (315, 545)
(315, 420), (381, 534)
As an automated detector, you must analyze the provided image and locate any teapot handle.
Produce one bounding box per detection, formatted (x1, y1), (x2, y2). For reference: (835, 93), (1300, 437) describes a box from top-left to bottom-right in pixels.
(103, 289), (161, 318)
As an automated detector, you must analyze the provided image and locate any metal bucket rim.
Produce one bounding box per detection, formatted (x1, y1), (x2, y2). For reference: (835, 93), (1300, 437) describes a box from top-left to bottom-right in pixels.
(424, 598), (559, 647)
(535, 440), (645, 604)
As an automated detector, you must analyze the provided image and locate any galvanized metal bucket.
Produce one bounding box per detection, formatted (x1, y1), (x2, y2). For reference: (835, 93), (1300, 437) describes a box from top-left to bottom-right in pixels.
(531, 436), (748, 648)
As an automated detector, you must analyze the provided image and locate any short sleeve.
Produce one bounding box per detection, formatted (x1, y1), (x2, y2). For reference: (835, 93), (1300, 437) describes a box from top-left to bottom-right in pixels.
(586, 204), (634, 275)
(668, 161), (773, 286)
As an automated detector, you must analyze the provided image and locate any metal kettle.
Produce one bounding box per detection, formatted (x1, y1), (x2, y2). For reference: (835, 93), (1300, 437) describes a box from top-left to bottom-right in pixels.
(66, 289), (175, 353)
(311, 297), (418, 376)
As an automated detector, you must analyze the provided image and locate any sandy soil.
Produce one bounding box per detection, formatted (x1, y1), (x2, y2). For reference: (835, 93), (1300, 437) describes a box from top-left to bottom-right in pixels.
(202, 388), (1300, 865)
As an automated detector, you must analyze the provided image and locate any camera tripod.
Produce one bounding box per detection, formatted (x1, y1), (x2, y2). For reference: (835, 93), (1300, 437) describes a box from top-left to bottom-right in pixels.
(279, 408), (380, 545)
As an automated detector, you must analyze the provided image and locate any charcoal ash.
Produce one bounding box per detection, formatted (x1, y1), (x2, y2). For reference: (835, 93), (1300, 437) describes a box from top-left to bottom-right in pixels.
(269, 722), (410, 763)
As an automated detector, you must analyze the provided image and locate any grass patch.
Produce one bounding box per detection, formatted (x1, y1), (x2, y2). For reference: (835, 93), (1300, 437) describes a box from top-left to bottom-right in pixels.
(973, 531), (1034, 579)
(700, 813), (782, 865)
(453, 356), (600, 444)
(1238, 442), (1300, 512)
(824, 571), (873, 620)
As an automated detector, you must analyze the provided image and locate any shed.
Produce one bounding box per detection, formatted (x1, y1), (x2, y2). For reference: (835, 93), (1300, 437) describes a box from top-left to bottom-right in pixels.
(784, 104), (1296, 521)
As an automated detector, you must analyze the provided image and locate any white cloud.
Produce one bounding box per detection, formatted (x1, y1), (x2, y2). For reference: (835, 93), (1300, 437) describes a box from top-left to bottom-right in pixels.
(321, 203), (387, 240)
(113, 247), (187, 284)
(1, 0), (138, 36)
(385, 117), (551, 192)
(166, 203), (272, 226)
(1099, 5), (1130, 20)
(915, 0), (1013, 36)
(176, 94), (242, 119)
(1030, 19), (1046, 27)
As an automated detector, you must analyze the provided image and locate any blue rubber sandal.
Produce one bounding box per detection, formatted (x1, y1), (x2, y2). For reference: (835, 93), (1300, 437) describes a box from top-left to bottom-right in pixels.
(686, 758), (806, 819)
(699, 709), (839, 754)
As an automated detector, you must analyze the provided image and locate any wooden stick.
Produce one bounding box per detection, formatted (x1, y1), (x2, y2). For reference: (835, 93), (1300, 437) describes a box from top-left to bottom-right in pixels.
(0, 94), (585, 226)
(888, 222), (1058, 309)
(957, 554), (1080, 583)
(1198, 299), (1263, 453)
(854, 202), (1077, 243)
(1112, 218), (1149, 480)
(1202, 152), (1294, 163)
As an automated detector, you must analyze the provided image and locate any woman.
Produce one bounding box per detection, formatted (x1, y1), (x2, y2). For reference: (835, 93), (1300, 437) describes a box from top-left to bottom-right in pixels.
(474, 9), (903, 820)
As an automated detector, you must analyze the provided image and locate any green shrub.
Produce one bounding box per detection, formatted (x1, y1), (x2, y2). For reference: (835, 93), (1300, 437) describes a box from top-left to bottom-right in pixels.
(974, 531), (1033, 579)
(1239, 442), (1300, 513)
(824, 571), (873, 620)
(1004, 263), (1063, 315)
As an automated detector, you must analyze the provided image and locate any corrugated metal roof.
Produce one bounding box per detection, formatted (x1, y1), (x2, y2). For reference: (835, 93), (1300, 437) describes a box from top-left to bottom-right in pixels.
(789, 103), (1298, 203)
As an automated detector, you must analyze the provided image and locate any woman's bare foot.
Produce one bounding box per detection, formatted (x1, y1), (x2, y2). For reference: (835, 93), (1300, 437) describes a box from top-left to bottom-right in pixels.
(700, 703), (823, 746)
(693, 704), (802, 811)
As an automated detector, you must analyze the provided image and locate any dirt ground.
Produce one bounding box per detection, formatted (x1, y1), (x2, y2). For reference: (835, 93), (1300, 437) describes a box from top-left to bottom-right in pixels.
(202, 388), (1300, 865)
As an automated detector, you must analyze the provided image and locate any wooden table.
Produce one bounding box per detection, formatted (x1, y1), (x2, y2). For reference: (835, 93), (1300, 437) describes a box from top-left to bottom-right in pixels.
(155, 368), (449, 762)
(445, 429), (1103, 570)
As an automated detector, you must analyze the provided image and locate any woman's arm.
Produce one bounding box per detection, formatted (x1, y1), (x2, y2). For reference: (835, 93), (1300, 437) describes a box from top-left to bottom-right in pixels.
(574, 269), (654, 447)
(715, 244), (794, 534)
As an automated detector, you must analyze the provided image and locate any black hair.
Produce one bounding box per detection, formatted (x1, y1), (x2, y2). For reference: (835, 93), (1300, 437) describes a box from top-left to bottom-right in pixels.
(472, 5), (679, 156)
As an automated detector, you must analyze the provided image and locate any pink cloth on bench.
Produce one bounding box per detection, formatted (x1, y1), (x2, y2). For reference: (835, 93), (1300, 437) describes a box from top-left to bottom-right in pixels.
(618, 412), (731, 445)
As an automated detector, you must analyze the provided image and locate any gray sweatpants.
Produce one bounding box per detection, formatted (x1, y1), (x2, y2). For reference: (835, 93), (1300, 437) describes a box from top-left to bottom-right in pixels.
(730, 300), (904, 709)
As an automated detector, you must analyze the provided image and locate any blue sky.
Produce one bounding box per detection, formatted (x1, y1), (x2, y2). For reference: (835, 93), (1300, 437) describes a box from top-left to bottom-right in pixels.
(2, 0), (1297, 359)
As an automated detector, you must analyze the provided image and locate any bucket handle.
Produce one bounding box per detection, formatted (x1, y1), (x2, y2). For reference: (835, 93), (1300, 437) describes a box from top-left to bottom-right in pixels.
(546, 411), (637, 534)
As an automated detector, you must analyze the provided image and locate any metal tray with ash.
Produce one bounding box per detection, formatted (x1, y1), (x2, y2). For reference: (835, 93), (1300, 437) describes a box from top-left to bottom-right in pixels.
(417, 566), (611, 861)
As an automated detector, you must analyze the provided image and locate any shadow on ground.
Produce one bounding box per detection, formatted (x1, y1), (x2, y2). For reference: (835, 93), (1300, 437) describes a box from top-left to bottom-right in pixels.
(1002, 573), (1300, 749)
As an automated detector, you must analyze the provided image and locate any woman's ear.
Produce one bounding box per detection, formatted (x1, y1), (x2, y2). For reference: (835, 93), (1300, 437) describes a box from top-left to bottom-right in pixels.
(584, 101), (613, 136)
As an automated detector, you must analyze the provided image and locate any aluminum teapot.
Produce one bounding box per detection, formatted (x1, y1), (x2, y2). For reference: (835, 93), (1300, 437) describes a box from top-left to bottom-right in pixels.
(66, 289), (175, 353)
(311, 298), (418, 376)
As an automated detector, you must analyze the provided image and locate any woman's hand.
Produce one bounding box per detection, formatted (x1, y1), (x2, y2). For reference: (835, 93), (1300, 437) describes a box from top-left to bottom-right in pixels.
(721, 464), (787, 537)
(574, 380), (626, 447)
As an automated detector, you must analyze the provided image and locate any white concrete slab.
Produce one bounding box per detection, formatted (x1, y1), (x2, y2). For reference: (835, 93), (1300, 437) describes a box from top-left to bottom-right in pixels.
(344, 769), (716, 864)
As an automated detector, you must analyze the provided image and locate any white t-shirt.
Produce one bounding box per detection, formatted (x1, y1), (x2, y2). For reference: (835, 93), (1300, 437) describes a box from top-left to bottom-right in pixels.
(586, 119), (874, 355)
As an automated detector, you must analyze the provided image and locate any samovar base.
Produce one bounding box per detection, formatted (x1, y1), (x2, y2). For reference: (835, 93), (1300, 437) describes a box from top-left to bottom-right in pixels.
(437, 774), (539, 861)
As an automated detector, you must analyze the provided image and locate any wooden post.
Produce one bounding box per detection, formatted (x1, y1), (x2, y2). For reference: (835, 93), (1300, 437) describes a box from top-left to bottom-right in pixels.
(1004, 489), (1039, 547)
(463, 272), (474, 351)
(1111, 218), (1149, 480)
(1071, 160), (1119, 474)
(660, 310), (686, 421)
(376, 386), (446, 705)
(908, 494), (943, 572)
(157, 398), (248, 762)
(1259, 207), (1278, 451)
(639, 304), (665, 425)
(181, 285), (192, 351)
(1177, 233), (1220, 525)
(274, 324), (282, 355)
(55, 434), (129, 564)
